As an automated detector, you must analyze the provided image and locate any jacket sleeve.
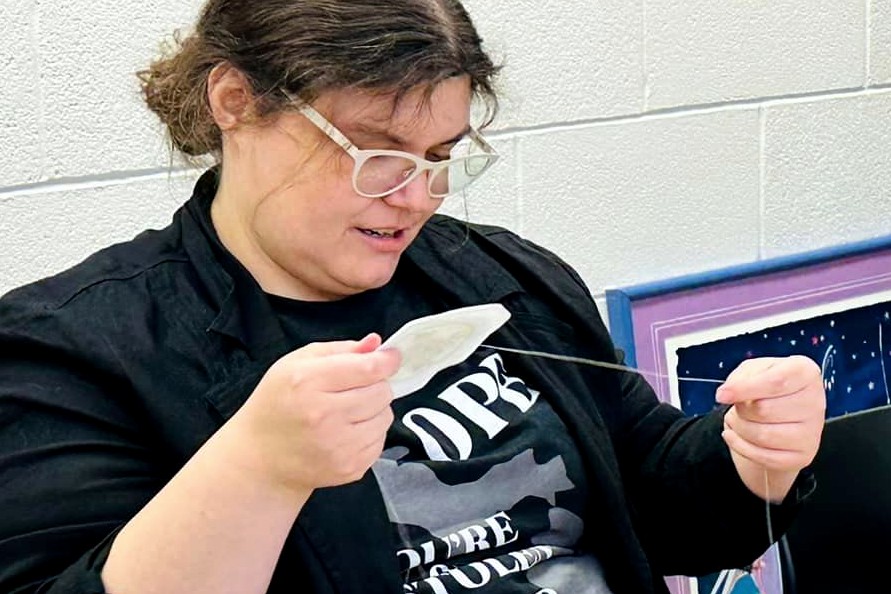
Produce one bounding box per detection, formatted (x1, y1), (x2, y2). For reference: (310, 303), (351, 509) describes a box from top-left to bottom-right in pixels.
(614, 365), (814, 576)
(475, 227), (814, 576)
(547, 247), (814, 575)
(0, 291), (161, 594)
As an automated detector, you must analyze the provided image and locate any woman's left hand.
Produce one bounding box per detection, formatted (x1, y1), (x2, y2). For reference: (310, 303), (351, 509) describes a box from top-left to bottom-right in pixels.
(716, 355), (827, 503)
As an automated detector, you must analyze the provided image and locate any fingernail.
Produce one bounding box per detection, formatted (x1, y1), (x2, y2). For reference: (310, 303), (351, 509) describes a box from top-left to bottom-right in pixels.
(715, 387), (729, 403)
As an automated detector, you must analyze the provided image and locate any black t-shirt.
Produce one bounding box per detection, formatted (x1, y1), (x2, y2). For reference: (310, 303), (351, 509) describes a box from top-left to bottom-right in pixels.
(269, 265), (612, 594)
(269, 269), (437, 344)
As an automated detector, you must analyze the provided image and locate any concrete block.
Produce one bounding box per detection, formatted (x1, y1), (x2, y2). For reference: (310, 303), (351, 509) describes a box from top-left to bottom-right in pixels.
(0, 170), (200, 296)
(647, 0), (865, 109)
(762, 91), (891, 257)
(518, 109), (762, 293)
(0, 1), (41, 185)
(872, 0), (891, 84)
(461, 0), (643, 128)
(39, 0), (203, 179)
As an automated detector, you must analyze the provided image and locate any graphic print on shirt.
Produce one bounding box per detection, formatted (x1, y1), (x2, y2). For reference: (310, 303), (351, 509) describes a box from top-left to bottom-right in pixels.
(373, 350), (613, 594)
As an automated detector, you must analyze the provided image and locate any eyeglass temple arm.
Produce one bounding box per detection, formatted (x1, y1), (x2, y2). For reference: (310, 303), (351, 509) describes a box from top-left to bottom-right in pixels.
(286, 90), (496, 158)
(287, 96), (358, 156)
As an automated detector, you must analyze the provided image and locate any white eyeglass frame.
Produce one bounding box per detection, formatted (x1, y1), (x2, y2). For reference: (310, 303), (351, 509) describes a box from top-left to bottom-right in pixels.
(283, 92), (499, 199)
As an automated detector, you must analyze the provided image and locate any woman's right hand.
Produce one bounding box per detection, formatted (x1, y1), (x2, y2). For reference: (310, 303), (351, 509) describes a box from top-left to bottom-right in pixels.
(227, 333), (401, 498)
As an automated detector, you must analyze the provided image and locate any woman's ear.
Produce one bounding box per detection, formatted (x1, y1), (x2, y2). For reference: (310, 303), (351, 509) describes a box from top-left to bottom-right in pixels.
(207, 63), (253, 131)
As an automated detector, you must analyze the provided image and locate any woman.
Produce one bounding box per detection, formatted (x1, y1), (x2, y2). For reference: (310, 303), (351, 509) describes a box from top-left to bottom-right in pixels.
(0, 1), (825, 593)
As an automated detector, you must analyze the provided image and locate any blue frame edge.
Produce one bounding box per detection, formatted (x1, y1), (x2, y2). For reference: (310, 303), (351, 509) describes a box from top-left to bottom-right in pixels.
(606, 289), (637, 368)
(618, 234), (891, 302)
(603, 233), (891, 371)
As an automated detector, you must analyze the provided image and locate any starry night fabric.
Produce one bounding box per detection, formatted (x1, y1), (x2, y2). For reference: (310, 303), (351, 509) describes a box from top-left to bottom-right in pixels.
(676, 301), (891, 419)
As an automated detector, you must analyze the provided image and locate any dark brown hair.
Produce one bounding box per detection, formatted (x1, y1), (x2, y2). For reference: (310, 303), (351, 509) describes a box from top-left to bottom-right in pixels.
(139, 0), (501, 157)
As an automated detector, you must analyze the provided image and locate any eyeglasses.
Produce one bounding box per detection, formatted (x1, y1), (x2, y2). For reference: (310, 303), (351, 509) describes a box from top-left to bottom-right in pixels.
(284, 92), (499, 199)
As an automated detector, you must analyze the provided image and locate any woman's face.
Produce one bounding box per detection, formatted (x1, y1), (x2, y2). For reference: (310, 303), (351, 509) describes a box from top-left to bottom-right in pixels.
(213, 76), (474, 301)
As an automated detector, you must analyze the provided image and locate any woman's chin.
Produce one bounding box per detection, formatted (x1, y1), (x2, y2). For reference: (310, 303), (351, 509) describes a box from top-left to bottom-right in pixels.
(339, 261), (400, 294)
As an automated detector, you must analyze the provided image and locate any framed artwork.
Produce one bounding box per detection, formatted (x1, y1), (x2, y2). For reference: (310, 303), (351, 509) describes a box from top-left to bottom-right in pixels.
(605, 233), (891, 594)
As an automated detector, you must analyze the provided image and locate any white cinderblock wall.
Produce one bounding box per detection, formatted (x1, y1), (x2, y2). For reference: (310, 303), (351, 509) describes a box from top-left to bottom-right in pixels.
(2, 1), (890, 316)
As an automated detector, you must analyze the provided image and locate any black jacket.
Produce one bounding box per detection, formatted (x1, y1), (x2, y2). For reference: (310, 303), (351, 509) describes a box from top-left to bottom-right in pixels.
(0, 170), (810, 593)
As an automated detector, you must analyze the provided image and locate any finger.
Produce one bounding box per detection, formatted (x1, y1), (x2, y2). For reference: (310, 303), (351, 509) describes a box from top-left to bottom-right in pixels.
(717, 356), (820, 404)
(731, 391), (817, 424)
(336, 382), (395, 424)
(296, 349), (402, 392)
(722, 428), (802, 471)
(716, 358), (781, 404)
(352, 405), (395, 443)
(290, 333), (383, 360)
(723, 357), (782, 383)
(307, 407), (393, 486)
(348, 408), (394, 471)
(352, 432), (389, 480)
(724, 410), (808, 451)
(355, 333), (383, 353)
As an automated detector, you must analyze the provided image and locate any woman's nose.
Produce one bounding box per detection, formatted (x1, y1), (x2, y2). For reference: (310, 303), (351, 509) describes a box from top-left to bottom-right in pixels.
(381, 170), (432, 211)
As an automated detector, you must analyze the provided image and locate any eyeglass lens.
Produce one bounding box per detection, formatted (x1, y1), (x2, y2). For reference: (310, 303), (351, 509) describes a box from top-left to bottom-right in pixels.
(356, 137), (494, 197)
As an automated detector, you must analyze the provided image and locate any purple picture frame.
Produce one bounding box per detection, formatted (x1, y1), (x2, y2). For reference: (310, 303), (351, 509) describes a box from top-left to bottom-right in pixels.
(605, 233), (891, 594)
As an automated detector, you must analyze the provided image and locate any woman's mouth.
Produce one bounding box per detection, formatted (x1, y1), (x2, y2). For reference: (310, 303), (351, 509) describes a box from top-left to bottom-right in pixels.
(359, 228), (405, 239)
(355, 227), (412, 253)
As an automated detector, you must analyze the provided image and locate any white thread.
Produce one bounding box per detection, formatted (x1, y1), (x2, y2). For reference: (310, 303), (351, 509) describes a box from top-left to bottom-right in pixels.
(481, 344), (726, 385)
(484, 342), (777, 586)
(383, 343), (781, 587)
(765, 468), (774, 546)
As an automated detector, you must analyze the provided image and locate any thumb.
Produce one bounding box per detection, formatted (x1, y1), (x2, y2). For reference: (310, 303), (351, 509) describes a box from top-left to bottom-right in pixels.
(717, 357), (780, 404)
(292, 333), (383, 360)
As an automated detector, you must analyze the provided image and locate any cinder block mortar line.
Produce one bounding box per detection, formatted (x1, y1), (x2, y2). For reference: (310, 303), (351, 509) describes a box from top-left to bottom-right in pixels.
(6, 87), (891, 197)
(488, 85), (890, 141)
(0, 167), (195, 199)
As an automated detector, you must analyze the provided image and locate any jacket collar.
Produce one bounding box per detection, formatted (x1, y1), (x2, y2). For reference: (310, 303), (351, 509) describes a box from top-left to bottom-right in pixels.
(181, 168), (290, 361)
(403, 215), (523, 306)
